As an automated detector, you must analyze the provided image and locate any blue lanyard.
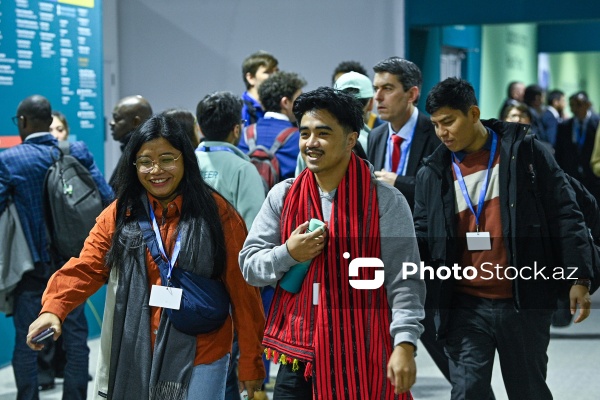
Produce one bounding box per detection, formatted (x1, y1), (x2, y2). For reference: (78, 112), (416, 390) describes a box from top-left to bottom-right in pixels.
(148, 200), (181, 281)
(386, 124), (416, 176)
(196, 145), (236, 154)
(451, 131), (498, 230)
(575, 122), (587, 151)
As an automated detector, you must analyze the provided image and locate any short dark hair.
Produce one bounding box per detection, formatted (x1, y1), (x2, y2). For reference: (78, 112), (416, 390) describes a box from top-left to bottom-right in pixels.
(242, 51), (278, 89)
(523, 84), (543, 106)
(500, 101), (530, 121)
(258, 71), (306, 113)
(162, 108), (199, 148)
(569, 90), (590, 103)
(373, 57), (422, 93)
(331, 60), (368, 85)
(17, 95), (52, 126)
(293, 87), (363, 135)
(425, 77), (478, 116)
(196, 92), (242, 142)
(546, 90), (564, 106)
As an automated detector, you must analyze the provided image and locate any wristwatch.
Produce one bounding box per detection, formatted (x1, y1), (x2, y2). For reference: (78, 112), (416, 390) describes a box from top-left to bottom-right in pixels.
(572, 278), (592, 292)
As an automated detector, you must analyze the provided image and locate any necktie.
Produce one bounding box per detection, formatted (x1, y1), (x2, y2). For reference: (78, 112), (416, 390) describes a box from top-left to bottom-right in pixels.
(577, 121), (584, 151)
(391, 134), (404, 172)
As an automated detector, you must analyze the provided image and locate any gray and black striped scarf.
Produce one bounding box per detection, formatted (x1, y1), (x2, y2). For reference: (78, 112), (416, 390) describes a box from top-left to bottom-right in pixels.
(105, 199), (215, 399)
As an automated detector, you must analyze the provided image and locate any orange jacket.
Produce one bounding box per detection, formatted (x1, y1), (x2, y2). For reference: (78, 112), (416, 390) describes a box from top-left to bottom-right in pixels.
(42, 193), (266, 381)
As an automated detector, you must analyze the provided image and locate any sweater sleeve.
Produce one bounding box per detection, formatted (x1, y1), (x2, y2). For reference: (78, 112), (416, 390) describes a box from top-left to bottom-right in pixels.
(233, 162), (266, 230)
(217, 196), (266, 382)
(377, 181), (426, 348)
(239, 180), (298, 287)
(41, 201), (116, 321)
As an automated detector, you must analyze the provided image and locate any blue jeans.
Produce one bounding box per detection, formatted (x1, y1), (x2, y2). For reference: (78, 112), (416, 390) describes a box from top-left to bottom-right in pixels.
(187, 353), (230, 400)
(224, 333), (241, 400)
(226, 285), (275, 399)
(12, 283), (89, 400)
(445, 293), (553, 400)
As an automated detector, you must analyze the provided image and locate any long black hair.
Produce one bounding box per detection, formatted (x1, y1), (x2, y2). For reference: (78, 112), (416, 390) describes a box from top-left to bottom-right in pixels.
(106, 114), (226, 278)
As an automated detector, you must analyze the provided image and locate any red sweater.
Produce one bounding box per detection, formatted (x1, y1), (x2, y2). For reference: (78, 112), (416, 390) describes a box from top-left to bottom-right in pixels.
(453, 147), (512, 299)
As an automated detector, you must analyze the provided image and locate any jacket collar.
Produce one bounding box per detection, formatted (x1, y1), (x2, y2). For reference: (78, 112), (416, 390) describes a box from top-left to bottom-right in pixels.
(24, 133), (56, 145)
(422, 119), (527, 176)
(197, 141), (250, 161)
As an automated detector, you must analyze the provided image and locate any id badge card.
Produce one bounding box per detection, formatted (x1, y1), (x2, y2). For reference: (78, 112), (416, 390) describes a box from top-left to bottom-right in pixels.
(466, 231), (492, 251)
(149, 285), (182, 309)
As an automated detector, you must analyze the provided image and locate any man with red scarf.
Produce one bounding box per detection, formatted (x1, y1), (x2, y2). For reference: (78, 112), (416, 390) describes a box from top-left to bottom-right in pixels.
(240, 87), (425, 399)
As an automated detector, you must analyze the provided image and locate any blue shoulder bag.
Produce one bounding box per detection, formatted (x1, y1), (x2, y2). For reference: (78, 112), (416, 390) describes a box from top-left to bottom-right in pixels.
(137, 210), (230, 336)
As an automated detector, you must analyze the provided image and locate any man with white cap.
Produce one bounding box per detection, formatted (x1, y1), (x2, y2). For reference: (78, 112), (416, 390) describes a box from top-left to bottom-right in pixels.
(333, 71), (377, 153)
(295, 71), (372, 175)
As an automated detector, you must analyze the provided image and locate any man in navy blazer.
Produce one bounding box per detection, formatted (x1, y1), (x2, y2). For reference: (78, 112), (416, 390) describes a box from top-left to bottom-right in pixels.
(0, 95), (113, 399)
(367, 57), (440, 210)
(554, 91), (600, 203)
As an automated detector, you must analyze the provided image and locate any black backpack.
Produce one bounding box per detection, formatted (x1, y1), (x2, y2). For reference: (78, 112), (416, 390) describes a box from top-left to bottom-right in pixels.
(43, 141), (103, 260)
(524, 134), (600, 293)
(244, 124), (298, 192)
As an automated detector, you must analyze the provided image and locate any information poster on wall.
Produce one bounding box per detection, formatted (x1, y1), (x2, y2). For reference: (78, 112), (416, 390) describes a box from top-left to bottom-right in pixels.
(0, 0), (103, 160)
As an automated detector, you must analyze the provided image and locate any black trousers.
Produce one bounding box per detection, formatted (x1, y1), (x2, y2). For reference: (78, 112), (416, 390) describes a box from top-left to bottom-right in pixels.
(421, 308), (496, 400)
(445, 293), (553, 400)
(273, 362), (312, 400)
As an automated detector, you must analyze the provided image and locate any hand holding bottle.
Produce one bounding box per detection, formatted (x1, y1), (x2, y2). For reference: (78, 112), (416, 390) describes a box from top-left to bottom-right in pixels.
(280, 219), (326, 293)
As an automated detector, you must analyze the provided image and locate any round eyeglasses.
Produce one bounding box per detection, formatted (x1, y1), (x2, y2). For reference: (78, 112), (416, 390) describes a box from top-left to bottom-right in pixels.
(133, 153), (182, 173)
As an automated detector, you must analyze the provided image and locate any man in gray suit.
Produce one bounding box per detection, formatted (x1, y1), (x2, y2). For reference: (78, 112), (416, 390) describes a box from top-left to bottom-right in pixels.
(367, 56), (439, 210)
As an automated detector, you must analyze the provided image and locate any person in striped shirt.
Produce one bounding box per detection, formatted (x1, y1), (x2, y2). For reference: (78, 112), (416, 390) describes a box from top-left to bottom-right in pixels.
(415, 77), (592, 400)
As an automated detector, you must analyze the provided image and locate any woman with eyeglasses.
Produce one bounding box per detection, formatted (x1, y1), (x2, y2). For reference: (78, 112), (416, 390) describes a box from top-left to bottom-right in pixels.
(26, 114), (266, 399)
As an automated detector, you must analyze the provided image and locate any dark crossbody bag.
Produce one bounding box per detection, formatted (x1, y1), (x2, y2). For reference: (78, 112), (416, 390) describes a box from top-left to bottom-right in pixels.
(137, 209), (230, 335)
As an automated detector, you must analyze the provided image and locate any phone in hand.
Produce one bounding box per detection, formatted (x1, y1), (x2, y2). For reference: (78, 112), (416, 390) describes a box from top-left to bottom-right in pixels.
(31, 328), (55, 344)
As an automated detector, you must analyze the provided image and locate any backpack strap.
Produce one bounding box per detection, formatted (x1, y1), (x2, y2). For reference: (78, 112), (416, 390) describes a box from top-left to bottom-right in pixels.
(244, 124), (257, 152)
(243, 99), (258, 125)
(58, 140), (70, 155)
(269, 127), (298, 154)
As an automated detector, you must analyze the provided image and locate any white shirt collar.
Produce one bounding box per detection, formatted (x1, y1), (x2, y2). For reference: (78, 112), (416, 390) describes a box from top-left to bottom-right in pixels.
(547, 106), (560, 120)
(387, 107), (419, 140)
(264, 111), (290, 121)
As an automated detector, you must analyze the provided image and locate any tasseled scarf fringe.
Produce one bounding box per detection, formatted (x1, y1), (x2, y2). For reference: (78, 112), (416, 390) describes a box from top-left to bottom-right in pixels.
(265, 348), (307, 377)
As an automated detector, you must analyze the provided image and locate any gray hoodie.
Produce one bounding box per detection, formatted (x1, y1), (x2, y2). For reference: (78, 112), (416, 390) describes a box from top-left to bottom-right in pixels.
(239, 173), (425, 347)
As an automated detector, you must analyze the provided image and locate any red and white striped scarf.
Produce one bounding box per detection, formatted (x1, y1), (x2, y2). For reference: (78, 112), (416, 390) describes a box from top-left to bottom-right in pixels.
(263, 154), (411, 399)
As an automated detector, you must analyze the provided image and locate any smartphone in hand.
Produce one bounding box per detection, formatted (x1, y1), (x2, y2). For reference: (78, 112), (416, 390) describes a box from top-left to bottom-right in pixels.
(31, 328), (55, 344)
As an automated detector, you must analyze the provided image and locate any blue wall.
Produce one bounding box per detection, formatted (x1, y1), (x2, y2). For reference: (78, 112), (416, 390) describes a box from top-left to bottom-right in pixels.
(538, 21), (600, 53)
(406, 0), (600, 26)
(408, 25), (481, 111)
(0, 0), (105, 369)
(405, 0), (600, 113)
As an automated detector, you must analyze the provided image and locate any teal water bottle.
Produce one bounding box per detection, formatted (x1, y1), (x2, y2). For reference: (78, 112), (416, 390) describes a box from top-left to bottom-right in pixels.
(279, 218), (325, 294)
